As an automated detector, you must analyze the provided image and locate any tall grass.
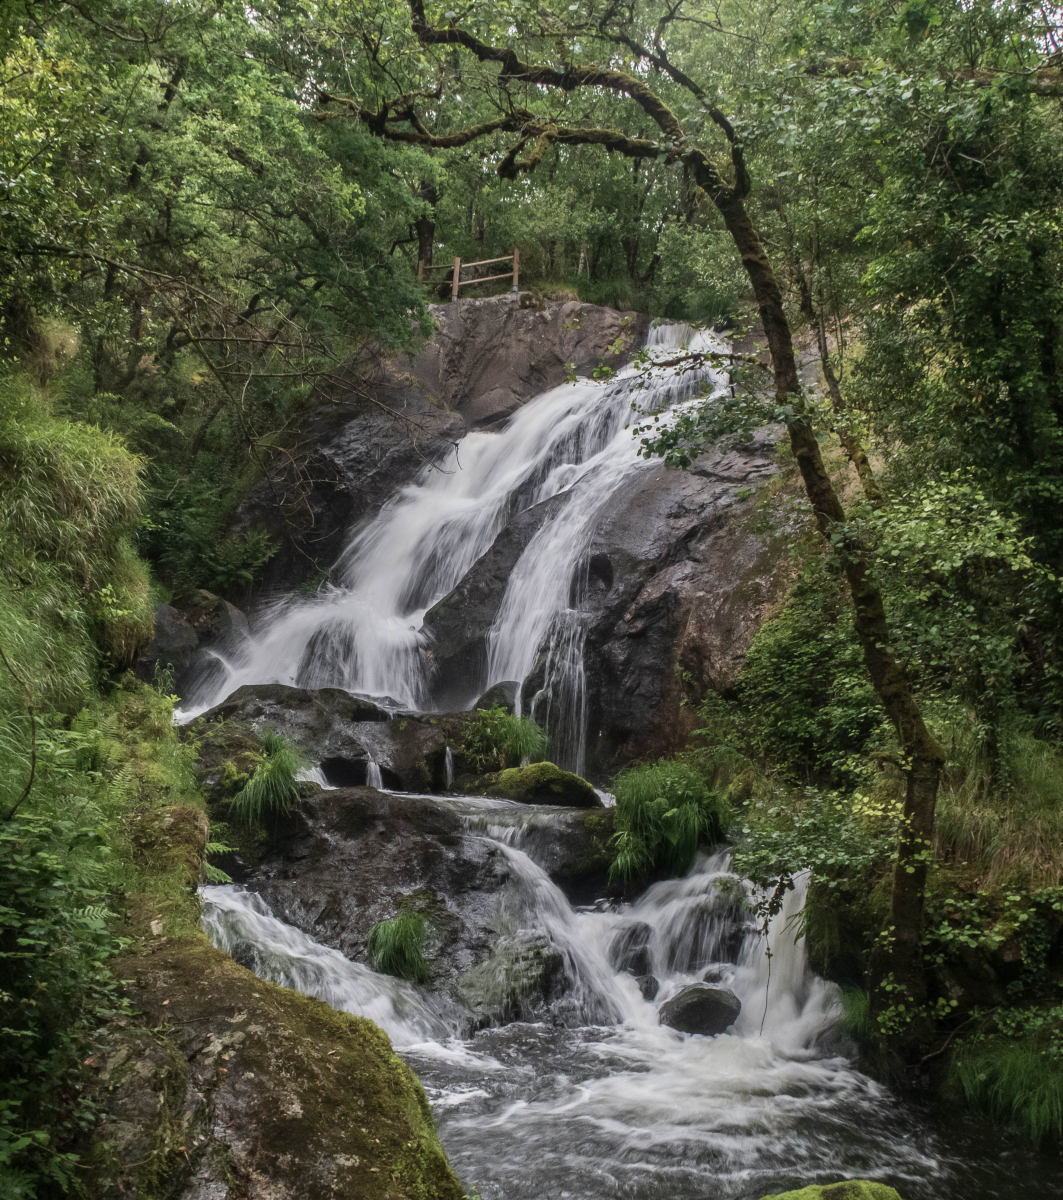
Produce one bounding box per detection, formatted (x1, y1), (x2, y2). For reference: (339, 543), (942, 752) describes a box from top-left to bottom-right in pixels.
(366, 908), (431, 984)
(228, 729), (304, 822)
(934, 711), (1063, 886)
(462, 706), (550, 772)
(952, 1038), (1063, 1145)
(609, 759), (729, 884)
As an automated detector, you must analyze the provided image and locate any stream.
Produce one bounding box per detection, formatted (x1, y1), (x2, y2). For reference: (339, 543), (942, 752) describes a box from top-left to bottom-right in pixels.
(201, 793), (1062, 1200)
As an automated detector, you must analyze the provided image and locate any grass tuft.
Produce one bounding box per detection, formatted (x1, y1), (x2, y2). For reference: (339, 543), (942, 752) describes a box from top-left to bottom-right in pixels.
(462, 706), (549, 772)
(228, 729), (304, 823)
(952, 1037), (1063, 1145)
(366, 908), (431, 984)
(609, 759), (729, 884)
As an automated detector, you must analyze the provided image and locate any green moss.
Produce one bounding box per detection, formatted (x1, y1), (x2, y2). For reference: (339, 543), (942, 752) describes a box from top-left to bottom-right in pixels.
(487, 761), (598, 807)
(759, 1183), (905, 1200)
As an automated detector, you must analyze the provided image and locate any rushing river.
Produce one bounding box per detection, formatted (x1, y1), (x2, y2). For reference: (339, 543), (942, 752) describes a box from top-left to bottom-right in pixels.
(201, 794), (1063, 1200)
(191, 318), (1062, 1197)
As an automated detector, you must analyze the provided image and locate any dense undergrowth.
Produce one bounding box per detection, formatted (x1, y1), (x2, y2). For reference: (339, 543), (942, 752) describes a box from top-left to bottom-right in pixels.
(0, 377), (216, 1194)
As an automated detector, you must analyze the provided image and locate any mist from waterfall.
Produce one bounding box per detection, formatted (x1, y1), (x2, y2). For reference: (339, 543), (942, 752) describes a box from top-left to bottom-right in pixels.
(183, 323), (727, 766)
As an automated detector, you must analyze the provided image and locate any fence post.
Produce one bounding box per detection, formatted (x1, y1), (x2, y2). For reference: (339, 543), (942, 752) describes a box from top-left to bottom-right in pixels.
(451, 257), (461, 301)
(511, 248), (520, 292)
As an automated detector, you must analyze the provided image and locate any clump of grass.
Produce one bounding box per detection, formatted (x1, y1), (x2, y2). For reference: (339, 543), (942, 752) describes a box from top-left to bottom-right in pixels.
(366, 908), (431, 984)
(952, 1037), (1063, 1145)
(934, 712), (1063, 886)
(839, 985), (870, 1036)
(228, 729), (304, 823)
(609, 759), (729, 884)
(462, 706), (549, 772)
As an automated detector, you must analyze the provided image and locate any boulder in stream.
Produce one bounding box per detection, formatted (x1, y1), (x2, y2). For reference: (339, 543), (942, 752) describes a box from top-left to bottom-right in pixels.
(473, 680), (520, 713)
(634, 974), (659, 1001)
(486, 761), (600, 807)
(458, 933), (566, 1025)
(608, 921), (654, 977)
(658, 982), (742, 1035)
(759, 1185), (905, 1200)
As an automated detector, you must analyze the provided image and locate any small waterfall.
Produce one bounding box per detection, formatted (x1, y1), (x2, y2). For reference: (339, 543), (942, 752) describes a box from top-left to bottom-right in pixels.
(182, 324), (728, 762)
(295, 765), (336, 791)
(367, 759), (384, 790)
(444, 745), (455, 789)
(200, 885), (455, 1045)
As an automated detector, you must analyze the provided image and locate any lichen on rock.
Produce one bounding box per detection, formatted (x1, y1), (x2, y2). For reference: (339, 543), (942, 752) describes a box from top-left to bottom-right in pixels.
(759, 1183), (905, 1200)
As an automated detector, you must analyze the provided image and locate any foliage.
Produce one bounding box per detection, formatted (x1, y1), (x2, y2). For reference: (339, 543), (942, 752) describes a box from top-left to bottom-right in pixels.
(461, 707), (549, 773)
(366, 908), (431, 985)
(228, 730), (305, 824)
(951, 1009), (1063, 1145)
(609, 760), (729, 884)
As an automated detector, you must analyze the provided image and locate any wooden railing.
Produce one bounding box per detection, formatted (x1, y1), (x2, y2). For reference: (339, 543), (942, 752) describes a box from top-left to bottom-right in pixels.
(418, 250), (520, 299)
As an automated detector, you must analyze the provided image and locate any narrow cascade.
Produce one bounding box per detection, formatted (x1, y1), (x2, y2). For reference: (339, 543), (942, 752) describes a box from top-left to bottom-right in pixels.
(444, 745), (455, 789)
(295, 765), (336, 791)
(200, 885), (456, 1044)
(182, 323), (727, 768)
(199, 809), (987, 1200)
(367, 759), (384, 790)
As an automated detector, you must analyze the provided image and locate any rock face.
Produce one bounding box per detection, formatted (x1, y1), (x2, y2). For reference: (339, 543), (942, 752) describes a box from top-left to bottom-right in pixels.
(424, 426), (789, 764)
(137, 594), (253, 691)
(404, 293), (650, 429)
(235, 295), (648, 597)
(486, 761), (601, 807)
(135, 603), (198, 682)
(658, 983), (742, 1035)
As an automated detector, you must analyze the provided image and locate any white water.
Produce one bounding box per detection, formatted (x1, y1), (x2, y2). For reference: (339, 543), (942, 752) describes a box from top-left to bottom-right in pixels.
(183, 323), (727, 770)
(198, 803), (978, 1199)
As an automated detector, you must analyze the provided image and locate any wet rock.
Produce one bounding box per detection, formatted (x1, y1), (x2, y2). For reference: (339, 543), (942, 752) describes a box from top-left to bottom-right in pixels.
(608, 922), (654, 977)
(759, 1185), (905, 1200)
(423, 493), (570, 710)
(634, 974), (659, 1001)
(198, 684), (461, 792)
(135, 602), (199, 682)
(473, 680), (520, 713)
(458, 933), (566, 1024)
(658, 983), (742, 1035)
(486, 761), (600, 807)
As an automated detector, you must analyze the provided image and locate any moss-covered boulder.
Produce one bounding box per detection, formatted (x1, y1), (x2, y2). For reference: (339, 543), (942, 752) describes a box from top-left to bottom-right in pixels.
(760, 1183), (905, 1200)
(88, 934), (464, 1200)
(458, 934), (566, 1024)
(486, 761), (600, 807)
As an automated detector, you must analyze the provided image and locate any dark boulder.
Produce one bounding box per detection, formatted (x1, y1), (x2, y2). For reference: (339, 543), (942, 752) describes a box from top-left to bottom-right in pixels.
(486, 762), (600, 807)
(473, 680), (520, 713)
(608, 921), (654, 977)
(634, 974), (659, 1001)
(658, 983), (742, 1035)
(135, 603), (199, 683)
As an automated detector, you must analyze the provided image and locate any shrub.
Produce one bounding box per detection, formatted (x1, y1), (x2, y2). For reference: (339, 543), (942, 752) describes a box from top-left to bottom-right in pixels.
(461, 707), (549, 773)
(228, 730), (304, 823)
(366, 908), (431, 984)
(608, 760), (728, 884)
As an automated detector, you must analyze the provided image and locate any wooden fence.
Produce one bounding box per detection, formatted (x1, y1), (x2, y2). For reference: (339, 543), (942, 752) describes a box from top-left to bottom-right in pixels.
(418, 250), (520, 299)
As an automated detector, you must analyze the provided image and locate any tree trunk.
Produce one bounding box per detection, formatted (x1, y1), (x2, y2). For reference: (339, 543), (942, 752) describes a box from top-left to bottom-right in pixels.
(414, 181), (438, 272)
(712, 187), (943, 1047)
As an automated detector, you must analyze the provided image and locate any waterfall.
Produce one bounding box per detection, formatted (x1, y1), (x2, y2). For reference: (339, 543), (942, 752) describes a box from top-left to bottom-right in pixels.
(444, 745), (455, 789)
(183, 323), (728, 766)
(295, 765), (336, 790)
(367, 759), (384, 790)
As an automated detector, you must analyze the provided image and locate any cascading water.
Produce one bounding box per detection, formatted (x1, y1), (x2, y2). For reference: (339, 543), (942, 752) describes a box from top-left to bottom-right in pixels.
(183, 323), (727, 771)
(199, 798), (1055, 1200)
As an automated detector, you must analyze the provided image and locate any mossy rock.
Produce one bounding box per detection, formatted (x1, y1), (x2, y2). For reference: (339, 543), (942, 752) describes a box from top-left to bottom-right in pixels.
(760, 1183), (905, 1200)
(458, 935), (565, 1022)
(91, 933), (464, 1200)
(486, 761), (600, 807)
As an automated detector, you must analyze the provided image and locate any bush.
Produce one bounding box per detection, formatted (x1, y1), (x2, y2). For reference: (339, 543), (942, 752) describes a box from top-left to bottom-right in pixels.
(461, 707), (549, 773)
(228, 730), (304, 823)
(366, 908), (431, 984)
(609, 760), (728, 884)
